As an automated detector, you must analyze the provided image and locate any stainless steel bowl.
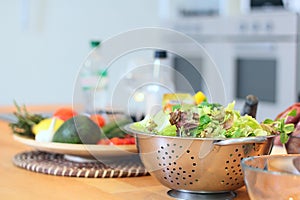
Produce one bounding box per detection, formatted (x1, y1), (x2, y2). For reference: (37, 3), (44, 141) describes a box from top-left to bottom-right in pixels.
(241, 154), (300, 200)
(125, 124), (275, 193)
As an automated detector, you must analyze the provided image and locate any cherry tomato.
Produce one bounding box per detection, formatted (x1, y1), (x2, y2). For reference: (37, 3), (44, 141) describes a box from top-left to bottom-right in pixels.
(90, 114), (106, 127)
(53, 107), (77, 121)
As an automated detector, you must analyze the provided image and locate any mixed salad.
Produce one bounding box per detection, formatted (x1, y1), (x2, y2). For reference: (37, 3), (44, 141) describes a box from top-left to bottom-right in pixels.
(131, 101), (295, 143)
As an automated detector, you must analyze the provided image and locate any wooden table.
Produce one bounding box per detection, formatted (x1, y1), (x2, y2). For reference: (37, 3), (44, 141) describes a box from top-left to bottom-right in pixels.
(0, 105), (285, 200)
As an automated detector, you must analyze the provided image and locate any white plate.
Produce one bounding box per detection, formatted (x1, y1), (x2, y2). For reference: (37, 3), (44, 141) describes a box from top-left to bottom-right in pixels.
(13, 134), (138, 159)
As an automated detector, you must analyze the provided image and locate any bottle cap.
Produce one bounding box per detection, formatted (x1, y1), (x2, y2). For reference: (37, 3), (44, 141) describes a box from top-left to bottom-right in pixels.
(90, 40), (101, 48)
(154, 50), (167, 58)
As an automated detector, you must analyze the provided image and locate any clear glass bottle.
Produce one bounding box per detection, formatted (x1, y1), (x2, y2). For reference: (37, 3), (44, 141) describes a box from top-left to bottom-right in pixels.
(129, 50), (174, 119)
(80, 40), (108, 114)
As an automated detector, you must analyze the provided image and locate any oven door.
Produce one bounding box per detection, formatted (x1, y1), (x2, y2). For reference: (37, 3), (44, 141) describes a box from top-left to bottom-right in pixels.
(171, 42), (227, 105)
(222, 42), (299, 121)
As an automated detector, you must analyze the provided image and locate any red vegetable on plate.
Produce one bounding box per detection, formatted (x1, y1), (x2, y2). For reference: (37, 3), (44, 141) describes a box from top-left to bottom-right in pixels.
(90, 114), (106, 127)
(97, 136), (135, 145)
(53, 107), (78, 121)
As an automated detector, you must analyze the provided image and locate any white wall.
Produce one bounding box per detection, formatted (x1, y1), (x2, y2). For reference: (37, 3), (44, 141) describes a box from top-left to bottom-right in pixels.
(0, 0), (160, 106)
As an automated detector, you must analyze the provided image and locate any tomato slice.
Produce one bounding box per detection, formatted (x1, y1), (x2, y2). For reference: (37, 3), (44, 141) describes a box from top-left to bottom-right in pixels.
(97, 137), (136, 145)
(90, 114), (106, 127)
(53, 107), (77, 121)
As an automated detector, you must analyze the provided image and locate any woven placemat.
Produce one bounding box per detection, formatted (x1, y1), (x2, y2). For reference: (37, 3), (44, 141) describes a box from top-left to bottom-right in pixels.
(13, 151), (149, 178)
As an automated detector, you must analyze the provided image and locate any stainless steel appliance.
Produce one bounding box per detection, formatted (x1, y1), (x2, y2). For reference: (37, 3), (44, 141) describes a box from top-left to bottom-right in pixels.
(164, 11), (300, 122)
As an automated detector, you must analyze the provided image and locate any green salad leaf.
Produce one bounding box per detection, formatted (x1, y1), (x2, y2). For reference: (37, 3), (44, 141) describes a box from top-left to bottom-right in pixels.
(130, 101), (294, 143)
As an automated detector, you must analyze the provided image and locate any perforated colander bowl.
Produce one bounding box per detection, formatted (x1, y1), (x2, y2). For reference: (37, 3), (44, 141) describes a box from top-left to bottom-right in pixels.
(125, 125), (275, 193)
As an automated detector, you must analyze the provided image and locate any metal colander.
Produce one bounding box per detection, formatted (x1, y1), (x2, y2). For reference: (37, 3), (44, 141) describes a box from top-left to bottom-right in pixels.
(125, 125), (275, 193)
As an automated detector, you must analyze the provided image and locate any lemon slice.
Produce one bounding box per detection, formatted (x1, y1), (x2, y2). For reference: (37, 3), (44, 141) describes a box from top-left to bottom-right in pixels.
(32, 117), (64, 135)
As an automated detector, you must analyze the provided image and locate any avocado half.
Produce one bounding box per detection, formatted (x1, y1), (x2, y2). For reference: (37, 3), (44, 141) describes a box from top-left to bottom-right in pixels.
(52, 115), (102, 144)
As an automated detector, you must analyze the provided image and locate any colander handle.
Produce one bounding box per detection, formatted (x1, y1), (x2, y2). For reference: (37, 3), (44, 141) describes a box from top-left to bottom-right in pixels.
(214, 137), (267, 146)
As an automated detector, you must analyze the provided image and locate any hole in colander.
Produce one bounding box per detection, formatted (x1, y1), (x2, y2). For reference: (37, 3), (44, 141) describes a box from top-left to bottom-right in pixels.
(162, 157), (165, 160)
(167, 144), (170, 147)
(161, 146), (164, 149)
(186, 150), (190, 153)
(190, 182), (193, 185)
(192, 163), (197, 166)
(191, 156), (194, 159)
(179, 167), (182, 170)
(183, 171), (186, 173)
(173, 162), (176, 165)
(192, 170), (195, 173)
(235, 148), (239, 152)
(226, 160), (229, 164)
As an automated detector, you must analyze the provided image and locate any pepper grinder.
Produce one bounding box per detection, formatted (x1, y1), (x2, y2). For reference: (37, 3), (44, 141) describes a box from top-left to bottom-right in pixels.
(241, 95), (259, 118)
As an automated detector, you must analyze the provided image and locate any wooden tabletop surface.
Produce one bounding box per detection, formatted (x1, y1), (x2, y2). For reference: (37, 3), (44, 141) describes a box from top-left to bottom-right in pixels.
(0, 105), (285, 200)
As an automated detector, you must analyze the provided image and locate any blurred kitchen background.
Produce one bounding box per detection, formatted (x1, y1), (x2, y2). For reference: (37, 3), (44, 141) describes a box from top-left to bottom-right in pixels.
(1, 0), (300, 122)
